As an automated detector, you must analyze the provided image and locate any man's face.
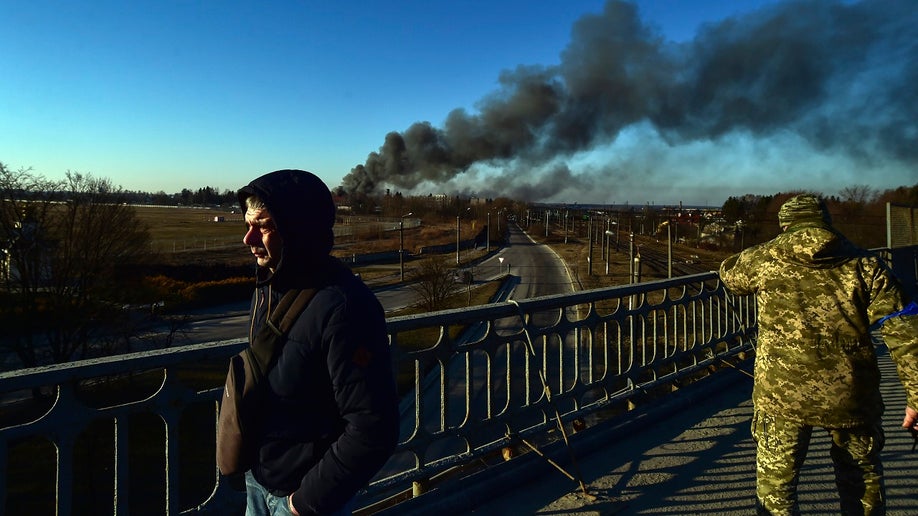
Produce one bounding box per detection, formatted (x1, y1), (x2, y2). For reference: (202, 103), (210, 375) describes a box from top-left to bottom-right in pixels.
(243, 207), (283, 270)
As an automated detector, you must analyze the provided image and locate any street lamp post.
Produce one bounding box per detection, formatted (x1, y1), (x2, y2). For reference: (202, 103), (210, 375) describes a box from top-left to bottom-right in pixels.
(587, 214), (594, 276)
(668, 221), (675, 278)
(634, 247), (642, 283)
(667, 223), (672, 278)
(399, 212), (413, 282)
(487, 211), (491, 253)
(628, 232), (634, 283)
(604, 229), (610, 275)
(564, 210), (569, 244)
(661, 221), (673, 278)
(456, 207), (469, 265)
(600, 217), (606, 262)
(604, 221), (617, 275)
(456, 212), (461, 265)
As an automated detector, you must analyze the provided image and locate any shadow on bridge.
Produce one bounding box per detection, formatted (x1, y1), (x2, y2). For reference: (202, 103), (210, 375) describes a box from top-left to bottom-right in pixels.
(383, 348), (918, 515)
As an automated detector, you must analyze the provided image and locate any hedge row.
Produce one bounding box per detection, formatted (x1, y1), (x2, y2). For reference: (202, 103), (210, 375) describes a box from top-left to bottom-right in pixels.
(142, 275), (253, 311)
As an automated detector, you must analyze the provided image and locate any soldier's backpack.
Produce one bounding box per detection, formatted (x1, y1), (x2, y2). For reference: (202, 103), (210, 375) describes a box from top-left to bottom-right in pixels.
(216, 288), (317, 485)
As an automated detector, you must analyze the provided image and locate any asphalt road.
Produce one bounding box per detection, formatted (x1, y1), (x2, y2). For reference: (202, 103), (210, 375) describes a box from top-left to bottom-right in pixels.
(180, 222), (573, 344)
(368, 222), (579, 489)
(490, 223), (575, 299)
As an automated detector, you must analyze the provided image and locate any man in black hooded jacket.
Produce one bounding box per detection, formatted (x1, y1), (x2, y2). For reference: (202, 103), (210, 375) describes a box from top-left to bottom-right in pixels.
(236, 169), (399, 516)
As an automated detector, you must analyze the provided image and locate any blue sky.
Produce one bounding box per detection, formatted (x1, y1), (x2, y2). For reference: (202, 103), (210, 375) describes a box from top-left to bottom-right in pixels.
(2, 0), (914, 207)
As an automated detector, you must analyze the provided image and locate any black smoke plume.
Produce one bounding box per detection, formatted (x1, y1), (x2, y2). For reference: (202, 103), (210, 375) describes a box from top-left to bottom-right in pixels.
(340, 0), (916, 202)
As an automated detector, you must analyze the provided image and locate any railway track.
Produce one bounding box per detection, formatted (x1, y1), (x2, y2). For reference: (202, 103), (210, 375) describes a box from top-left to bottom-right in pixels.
(623, 234), (724, 278)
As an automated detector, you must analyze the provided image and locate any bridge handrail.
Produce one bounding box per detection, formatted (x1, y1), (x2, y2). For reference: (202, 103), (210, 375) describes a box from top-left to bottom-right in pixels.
(0, 271), (757, 514)
(3, 239), (914, 514)
(367, 271), (755, 505)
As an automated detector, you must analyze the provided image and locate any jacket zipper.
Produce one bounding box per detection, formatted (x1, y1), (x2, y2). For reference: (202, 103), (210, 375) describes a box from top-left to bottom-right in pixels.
(249, 285), (271, 343)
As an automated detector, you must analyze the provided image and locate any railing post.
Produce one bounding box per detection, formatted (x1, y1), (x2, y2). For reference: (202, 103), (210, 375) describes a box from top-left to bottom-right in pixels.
(412, 479), (429, 497)
(114, 416), (130, 514)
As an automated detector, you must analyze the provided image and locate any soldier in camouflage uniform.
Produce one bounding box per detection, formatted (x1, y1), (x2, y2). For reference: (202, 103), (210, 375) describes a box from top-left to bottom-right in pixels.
(719, 194), (918, 515)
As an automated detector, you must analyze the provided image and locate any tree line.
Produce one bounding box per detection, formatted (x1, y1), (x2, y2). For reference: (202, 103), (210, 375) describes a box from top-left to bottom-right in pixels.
(719, 184), (918, 250)
(2, 162), (916, 368)
(121, 185), (238, 207)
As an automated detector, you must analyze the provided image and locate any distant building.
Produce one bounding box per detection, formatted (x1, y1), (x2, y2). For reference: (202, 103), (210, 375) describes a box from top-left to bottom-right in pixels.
(1, 218), (52, 287)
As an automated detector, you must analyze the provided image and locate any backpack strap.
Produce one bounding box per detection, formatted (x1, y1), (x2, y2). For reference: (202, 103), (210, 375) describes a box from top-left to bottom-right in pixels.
(248, 288), (318, 383)
(266, 288), (318, 336)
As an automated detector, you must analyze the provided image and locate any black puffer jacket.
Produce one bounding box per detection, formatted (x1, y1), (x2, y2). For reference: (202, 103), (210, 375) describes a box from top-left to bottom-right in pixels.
(238, 170), (399, 514)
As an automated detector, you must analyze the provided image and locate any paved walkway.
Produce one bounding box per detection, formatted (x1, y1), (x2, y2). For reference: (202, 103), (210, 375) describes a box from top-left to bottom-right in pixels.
(385, 349), (917, 515)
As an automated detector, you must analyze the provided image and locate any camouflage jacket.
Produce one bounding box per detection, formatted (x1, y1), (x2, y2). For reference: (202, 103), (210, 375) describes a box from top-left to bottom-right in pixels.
(719, 221), (918, 428)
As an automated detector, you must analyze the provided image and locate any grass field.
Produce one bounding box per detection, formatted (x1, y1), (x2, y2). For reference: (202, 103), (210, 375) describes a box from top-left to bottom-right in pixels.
(132, 205), (465, 274)
(133, 206), (245, 259)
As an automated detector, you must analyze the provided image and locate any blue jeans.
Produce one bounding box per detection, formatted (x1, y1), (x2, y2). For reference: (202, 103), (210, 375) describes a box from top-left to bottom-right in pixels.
(245, 471), (354, 516)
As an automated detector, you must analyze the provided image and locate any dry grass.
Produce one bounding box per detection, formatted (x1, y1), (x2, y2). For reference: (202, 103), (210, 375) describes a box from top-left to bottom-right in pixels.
(133, 206), (461, 270)
(131, 205), (732, 291)
(135, 206), (242, 241)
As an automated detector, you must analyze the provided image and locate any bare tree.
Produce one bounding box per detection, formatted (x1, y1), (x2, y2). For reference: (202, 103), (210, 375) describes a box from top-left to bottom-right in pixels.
(408, 255), (459, 312)
(837, 185), (879, 244)
(0, 165), (153, 367)
(839, 184), (877, 205)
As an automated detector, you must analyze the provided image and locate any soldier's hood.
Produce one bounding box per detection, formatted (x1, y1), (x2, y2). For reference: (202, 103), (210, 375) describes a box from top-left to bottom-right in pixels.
(772, 221), (855, 269)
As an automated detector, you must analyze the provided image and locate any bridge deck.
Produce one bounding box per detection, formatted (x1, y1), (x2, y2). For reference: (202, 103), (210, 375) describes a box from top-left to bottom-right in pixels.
(382, 349), (917, 515)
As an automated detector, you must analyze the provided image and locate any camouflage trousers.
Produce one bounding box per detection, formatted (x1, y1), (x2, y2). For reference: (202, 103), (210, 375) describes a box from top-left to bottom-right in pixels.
(751, 409), (886, 516)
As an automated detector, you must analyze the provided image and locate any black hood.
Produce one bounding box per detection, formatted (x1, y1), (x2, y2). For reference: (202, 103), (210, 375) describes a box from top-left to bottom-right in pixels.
(237, 169), (336, 287)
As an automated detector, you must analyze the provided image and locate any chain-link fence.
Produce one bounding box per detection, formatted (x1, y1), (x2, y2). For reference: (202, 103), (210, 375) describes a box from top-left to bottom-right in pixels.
(888, 203), (917, 248)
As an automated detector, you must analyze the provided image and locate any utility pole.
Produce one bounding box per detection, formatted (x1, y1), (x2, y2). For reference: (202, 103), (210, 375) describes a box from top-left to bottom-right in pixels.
(564, 210), (569, 244)
(456, 207), (469, 265)
(588, 214), (594, 276)
(628, 232), (634, 283)
(664, 221), (672, 278)
(456, 212), (461, 265)
(399, 212), (412, 282)
(487, 211), (491, 253)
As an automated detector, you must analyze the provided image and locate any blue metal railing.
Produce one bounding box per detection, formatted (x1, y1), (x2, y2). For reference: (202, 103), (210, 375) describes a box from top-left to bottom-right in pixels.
(1, 244), (913, 515)
(364, 272), (756, 512)
(1, 272), (757, 515)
